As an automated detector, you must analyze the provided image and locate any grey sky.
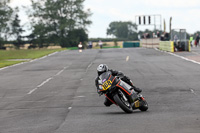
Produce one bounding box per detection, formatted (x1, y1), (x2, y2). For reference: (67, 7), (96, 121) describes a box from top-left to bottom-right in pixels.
(10, 0), (200, 38)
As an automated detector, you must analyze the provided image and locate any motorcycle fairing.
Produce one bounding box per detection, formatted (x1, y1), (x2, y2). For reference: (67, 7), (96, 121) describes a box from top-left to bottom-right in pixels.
(116, 80), (138, 102)
(116, 80), (132, 95)
(105, 94), (117, 105)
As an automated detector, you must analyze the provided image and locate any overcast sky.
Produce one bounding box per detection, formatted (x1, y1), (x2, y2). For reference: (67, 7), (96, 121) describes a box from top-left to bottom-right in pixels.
(9, 0), (200, 38)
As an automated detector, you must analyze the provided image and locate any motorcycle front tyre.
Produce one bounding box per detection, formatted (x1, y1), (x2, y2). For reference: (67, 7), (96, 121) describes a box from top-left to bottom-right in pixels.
(113, 93), (133, 113)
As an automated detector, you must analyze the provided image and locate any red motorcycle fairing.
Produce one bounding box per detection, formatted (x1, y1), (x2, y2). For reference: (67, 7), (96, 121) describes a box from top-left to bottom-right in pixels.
(116, 80), (132, 95)
(116, 80), (138, 102)
(105, 94), (117, 105)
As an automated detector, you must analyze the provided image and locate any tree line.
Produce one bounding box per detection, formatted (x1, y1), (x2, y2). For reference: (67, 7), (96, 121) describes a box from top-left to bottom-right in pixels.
(106, 21), (200, 41)
(0, 0), (92, 49)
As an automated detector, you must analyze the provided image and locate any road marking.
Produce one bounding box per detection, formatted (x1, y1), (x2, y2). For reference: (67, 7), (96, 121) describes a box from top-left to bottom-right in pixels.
(155, 48), (200, 65)
(28, 66), (68, 94)
(168, 52), (200, 65)
(28, 77), (53, 94)
(0, 62), (26, 71)
(74, 96), (85, 98)
(155, 48), (199, 96)
(86, 62), (93, 72)
(28, 88), (39, 95)
(88, 62), (93, 68)
(190, 89), (197, 95)
(55, 67), (68, 76)
(68, 107), (72, 110)
(126, 56), (129, 62)
(38, 77), (53, 88)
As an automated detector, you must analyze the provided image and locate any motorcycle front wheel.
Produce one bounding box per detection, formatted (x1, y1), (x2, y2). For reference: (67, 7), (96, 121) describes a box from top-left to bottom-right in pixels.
(113, 92), (133, 113)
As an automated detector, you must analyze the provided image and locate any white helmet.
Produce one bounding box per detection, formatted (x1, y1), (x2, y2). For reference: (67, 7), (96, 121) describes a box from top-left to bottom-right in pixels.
(97, 64), (108, 75)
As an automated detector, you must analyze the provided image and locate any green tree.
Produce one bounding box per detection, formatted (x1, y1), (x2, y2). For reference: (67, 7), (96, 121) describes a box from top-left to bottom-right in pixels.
(0, 0), (13, 47)
(29, 0), (92, 47)
(11, 14), (24, 48)
(66, 28), (88, 47)
(29, 23), (48, 48)
(106, 21), (137, 39)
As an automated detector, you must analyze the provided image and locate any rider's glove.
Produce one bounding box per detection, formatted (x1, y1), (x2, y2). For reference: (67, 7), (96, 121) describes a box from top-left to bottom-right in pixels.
(97, 90), (103, 96)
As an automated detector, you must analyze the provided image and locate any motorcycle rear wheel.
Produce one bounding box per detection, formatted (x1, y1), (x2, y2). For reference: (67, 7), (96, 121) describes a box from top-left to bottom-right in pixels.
(113, 93), (133, 113)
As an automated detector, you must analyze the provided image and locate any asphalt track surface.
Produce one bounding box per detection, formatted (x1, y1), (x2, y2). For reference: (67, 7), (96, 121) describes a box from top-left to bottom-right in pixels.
(0, 47), (200, 133)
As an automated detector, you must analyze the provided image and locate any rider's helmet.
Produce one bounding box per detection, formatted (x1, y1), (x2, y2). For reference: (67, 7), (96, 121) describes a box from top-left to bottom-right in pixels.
(97, 64), (108, 76)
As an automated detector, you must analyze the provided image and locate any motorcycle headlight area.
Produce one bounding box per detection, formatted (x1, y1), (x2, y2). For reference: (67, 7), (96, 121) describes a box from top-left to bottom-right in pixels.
(99, 85), (103, 90)
(98, 79), (103, 84)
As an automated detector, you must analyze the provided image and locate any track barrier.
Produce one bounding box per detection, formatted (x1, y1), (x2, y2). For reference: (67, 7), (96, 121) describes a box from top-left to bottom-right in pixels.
(123, 42), (140, 48)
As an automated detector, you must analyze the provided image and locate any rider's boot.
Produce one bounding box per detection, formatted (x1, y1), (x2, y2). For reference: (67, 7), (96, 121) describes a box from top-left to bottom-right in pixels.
(122, 76), (142, 93)
(130, 81), (142, 93)
(133, 87), (142, 93)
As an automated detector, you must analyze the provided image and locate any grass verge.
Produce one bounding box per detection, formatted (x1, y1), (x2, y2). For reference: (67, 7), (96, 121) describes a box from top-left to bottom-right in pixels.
(67, 47), (78, 50)
(103, 46), (120, 49)
(0, 48), (66, 68)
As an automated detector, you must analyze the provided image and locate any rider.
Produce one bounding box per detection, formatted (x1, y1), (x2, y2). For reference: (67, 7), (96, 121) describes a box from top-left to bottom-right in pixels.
(95, 64), (142, 107)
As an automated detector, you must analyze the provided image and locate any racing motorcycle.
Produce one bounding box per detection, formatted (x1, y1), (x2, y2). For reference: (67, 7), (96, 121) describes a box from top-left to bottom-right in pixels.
(98, 71), (148, 113)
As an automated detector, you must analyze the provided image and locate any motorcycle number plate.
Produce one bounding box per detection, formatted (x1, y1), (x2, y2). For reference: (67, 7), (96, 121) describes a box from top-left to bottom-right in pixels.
(102, 80), (112, 90)
(135, 100), (140, 108)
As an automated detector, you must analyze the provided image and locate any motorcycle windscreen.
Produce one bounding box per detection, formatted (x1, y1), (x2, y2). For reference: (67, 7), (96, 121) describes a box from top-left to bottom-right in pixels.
(99, 71), (112, 80)
(98, 71), (113, 91)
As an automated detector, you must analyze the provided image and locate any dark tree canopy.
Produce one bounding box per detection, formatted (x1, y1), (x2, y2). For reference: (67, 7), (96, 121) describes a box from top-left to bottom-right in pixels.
(0, 0), (13, 47)
(11, 14), (24, 48)
(106, 21), (137, 39)
(29, 0), (92, 47)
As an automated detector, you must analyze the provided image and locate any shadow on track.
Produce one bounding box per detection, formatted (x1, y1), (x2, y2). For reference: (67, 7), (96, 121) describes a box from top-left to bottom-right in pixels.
(93, 110), (147, 115)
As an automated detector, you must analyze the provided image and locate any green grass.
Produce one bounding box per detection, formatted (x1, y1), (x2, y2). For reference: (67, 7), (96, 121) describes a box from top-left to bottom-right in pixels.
(93, 46), (121, 49)
(0, 48), (66, 68)
(66, 47), (78, 50)
(0, 60), (23, 68)
(103, 46), (120, 49)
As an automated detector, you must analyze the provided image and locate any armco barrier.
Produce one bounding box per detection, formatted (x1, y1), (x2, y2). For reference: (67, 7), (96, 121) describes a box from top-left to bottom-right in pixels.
(123, 42), (140, 48)
(159, 41), (174, 52)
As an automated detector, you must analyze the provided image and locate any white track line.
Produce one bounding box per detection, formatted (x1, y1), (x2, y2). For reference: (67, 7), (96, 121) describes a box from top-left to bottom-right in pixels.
(168, 52), (200, 65)
(28, 66), (68, 94)
(55, 67), (67, 76)
(28, 77), (53, 95)
(88, 62), (93, 68)
(155, 49), (200, 95)
(0, 62), (26, 71)
(126, 56), (129, 62)
(155, 48), (200, 65)
(155, 48), (199, 95)
(86, 62), (93, 72)
(190, 89), (197, 95)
